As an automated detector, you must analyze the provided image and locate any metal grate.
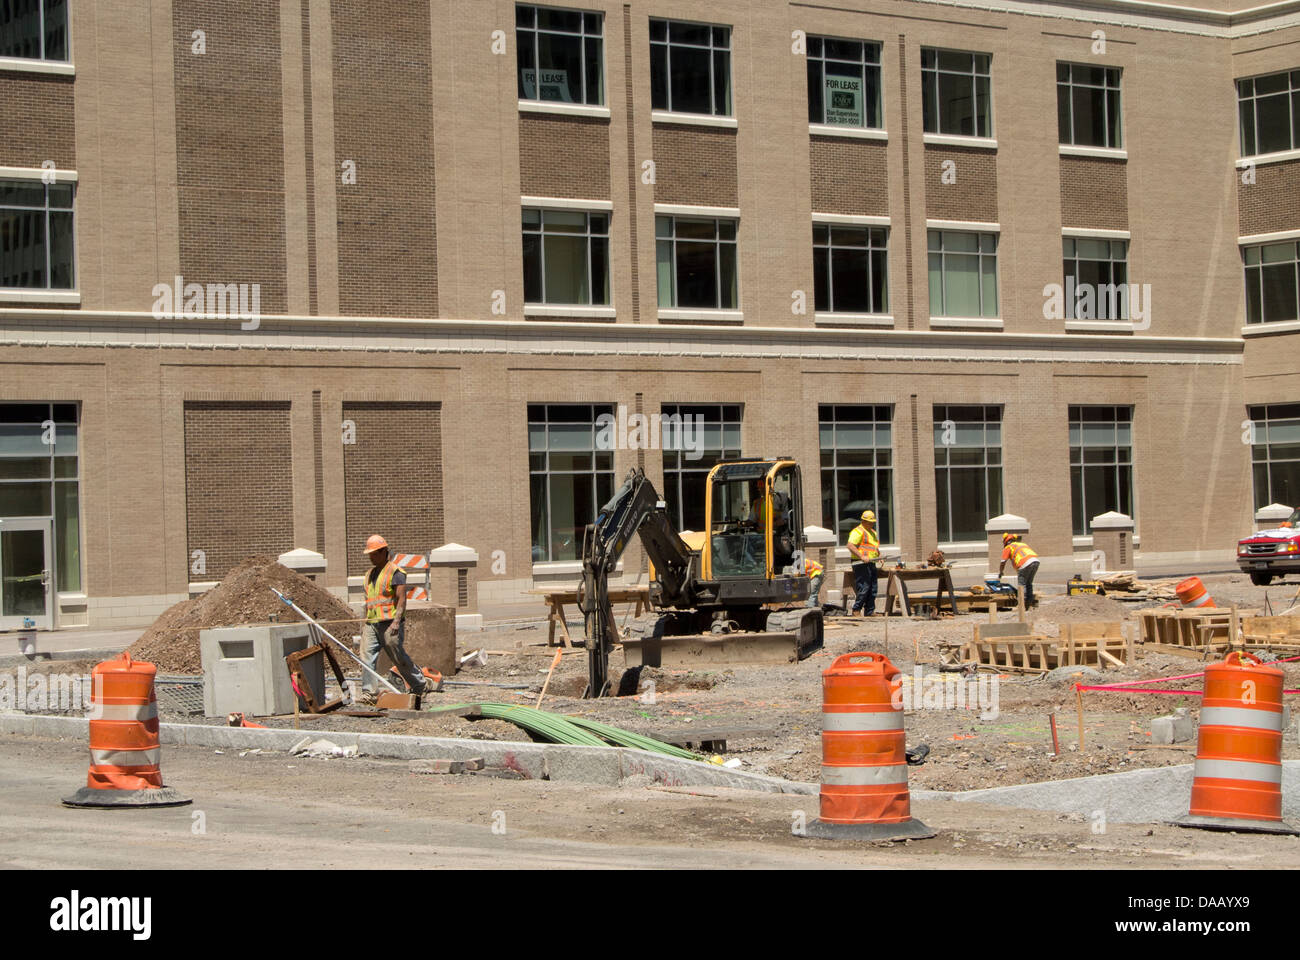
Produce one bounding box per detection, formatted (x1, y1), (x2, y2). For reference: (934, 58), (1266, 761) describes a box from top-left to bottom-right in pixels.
(154, 675), (205, 716)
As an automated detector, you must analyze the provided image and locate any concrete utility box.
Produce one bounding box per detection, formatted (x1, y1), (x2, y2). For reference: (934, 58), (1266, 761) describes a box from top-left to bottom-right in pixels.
(1091, 511), (1135, 575)
(804, 524), (837, 604)
(381, 603), (457, 678)
(1256, 503), (1293, 530)
(278, 547), (327, 582)
(986, 513), (1029, 578)
(201, 624), (320, 718)
(430, 542), (481, 632)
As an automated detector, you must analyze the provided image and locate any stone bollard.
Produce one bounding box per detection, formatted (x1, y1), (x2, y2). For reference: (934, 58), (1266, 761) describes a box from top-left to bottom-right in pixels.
(1090, 511), (1135, 576)
(430, 542), (481, 632)
(985, 513), (1029, 581)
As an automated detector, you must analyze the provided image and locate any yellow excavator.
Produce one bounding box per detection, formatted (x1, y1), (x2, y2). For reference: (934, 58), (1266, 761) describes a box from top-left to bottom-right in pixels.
(578, 458), (824, 697)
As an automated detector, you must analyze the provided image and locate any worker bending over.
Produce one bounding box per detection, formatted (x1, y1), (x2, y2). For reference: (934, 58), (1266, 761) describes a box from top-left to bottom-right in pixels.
(998, 532), (1040, 608)
(847, 510), (882, 616)
(804, 555), (824, 608)
(359, 534), (439, 704)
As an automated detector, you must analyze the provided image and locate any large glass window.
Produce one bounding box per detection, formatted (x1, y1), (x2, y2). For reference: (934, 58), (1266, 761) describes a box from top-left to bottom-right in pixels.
(528, 404), (615, 562)
(0, 180), (75, 290)
(1243, 241), (1300, 326)
(1063, 237), (1129, 320)
(661, 404), (742, 532)
(813, 224), (888, 314)
(806, 36), (882, 128)
(522, 208), (610, 305)
(928, 230), (998, 318)
(516, 4), (603, 105)
(819, 404), (894, 545)
(656, 215), (738, 309)
(934, 405), (1003, 543)
(921, 48), (992, 137)
(1249, 403), (1300, 512)
(1057, 63), (1122, 148)
(0, 402), (80, 592)
(1237, 70), (1300, 157)
(0, 0), (69, 61)
(1069, 405), (1134, 536)
(650, 18), (732, 116)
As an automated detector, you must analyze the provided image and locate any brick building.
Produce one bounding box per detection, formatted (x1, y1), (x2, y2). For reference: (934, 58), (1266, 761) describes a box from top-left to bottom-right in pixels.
(1, 0), (1298, 629)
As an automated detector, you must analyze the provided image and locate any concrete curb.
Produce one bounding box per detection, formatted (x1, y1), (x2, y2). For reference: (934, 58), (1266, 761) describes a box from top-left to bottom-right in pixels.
(0, 650), (126, 669)
(0, 712), (816, 796)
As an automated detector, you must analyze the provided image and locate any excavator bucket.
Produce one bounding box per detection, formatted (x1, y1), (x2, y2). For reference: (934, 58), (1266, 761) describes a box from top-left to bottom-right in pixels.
(621, 608), (823, 670)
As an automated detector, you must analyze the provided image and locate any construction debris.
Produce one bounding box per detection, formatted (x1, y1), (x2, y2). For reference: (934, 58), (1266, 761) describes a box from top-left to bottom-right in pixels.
(409, 758), (484, 775)
(289, 737), (358, 759)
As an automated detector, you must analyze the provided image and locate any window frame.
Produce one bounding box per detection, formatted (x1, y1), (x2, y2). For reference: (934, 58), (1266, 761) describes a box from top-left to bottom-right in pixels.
(806, 35), (883, 130)
(655, 214), (739, 310)
(0, 0), (70, 63)
(649, 17), (733, 117)
(527, 403), (617, 563)
(813, 222), (889, 315)
(920, 47), (993, 138)
(1068, 404), (1135, 536)
(1248, 403), (1300, 512)
(1237, 69), (1300, 158)
(1057, 61), (1123, 149)
(818, 404), (895, 546)
(1243, 240), (1300, 326)
(661, 403), (743, 532)
(521, 206), (611, 306)
(927, 229), (999, 318)
(514, 3), (605, 106)
(0, 178), (77, 292)
(933, 404), (1004, 544)
(1063, 236), (1130, 320)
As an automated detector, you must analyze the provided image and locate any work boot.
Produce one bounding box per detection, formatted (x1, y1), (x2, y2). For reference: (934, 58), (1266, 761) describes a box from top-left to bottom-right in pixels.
(356, 689), (378, 707)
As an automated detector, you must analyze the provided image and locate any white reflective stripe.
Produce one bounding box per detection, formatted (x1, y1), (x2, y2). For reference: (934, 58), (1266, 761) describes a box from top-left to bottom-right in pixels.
(1194, 758), (1282, 784)
(1199, 706), (1283, 732)
(821, 764), (909, 786)
(90, 747), (161, 767)
(1184, 593), (1211, 607)
(91, 702), (158, 722)
(823, 711), (904, 732)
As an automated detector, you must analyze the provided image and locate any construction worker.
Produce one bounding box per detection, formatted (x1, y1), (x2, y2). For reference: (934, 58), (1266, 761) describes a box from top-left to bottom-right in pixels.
(359, 534), (438, 704)
(847, 510), (881, 616)
(803, 554), (824, 608)
(998, 532), (1040, 608)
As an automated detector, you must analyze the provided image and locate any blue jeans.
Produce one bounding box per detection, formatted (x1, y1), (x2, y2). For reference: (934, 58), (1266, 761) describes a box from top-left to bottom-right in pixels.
(805, 573), (824, 608)
(1017, 561), (1039, 606)
(851, 562), (877, 614)
(361, 619), (428, 694)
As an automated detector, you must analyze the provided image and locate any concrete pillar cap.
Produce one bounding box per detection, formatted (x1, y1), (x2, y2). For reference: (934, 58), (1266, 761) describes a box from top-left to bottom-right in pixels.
(986, 513), (1029, 532)
(1256, 503), (1293, 521)
(430, 542), (479, 566)
(1090, 511), (1134, 530)
(803, 524), (836, 547)
(278, 547), (327, 570)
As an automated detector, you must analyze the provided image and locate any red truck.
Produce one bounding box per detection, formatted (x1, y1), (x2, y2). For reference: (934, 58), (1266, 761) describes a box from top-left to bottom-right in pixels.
(1237, 508), (1300, 585)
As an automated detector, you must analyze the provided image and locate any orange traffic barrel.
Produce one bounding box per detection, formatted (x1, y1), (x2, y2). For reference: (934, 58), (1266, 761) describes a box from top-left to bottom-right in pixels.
(803, 652), (934, 841)
(1176, 576), (1215, 609)
(1173, 652), (1296, 834)
(63, 653), (190, 808)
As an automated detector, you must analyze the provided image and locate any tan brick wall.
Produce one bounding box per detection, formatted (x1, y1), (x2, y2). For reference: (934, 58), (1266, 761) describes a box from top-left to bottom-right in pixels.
(809, 137), (888, 216)
(331, 0), (437, 317)
(0, 73), (74, 168)
(172, 0), (287, 312)
(519, 115), (611, 199)
(651, 123), (738, 206)
(923, 145), (998, 222)
(342, 401), (445, 575)
(1238, 158), (1300, 237)
(1060, 156), (1129, 230)
(183, 401), (295, 580)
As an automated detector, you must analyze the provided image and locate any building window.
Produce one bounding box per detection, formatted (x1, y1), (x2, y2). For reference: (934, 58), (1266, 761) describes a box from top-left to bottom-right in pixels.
(1069, 405), (1134, 536)
(806, 36), (882, 128)
(928, 230), (997, 318)
(934, 405), (1003, 543)
(1243, 241), (1299, 326)
(921, 48), (992, 137)
(1057, 63), (1122, 148)
(661, 404), (742, 532)
(515, 4), (603, 105)
(0, 180), (75, 290)
(528, 404), (615, 562)
(1063, 237), (1129, 320)
(1237, 70), (1300, 157)
(819, 404), (894, 545)
(814, 224), (888, 314)
(522, 208), (610, 305)
(0, 402), (80, 593)
(1249, 403), (1300, 511)
(656, 215), (738, 309)
(650, 18), (731, 116)
(0, 0), (69, 61)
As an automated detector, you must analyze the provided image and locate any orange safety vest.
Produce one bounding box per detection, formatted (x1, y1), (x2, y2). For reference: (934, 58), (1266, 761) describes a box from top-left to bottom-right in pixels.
(848, 524), (880, 562)
(1003, 541), (1039, 570)
(804, 557), (824, 577)
(364, 561), (401, 623)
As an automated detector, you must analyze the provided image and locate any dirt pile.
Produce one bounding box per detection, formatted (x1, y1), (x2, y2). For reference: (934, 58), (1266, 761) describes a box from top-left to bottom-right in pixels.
(1031, 593), (1128, 624)
(127, 556), (357, 674)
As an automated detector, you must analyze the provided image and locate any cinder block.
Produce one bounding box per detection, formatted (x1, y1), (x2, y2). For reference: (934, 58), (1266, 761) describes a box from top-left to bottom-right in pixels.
(201, 624), (318, 718)
(1151, 707), (1194, 745)
(410, 758), (470, 774)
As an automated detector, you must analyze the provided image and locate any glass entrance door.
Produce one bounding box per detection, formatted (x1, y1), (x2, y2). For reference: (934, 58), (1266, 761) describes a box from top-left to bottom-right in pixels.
(0, 520), (53, 629)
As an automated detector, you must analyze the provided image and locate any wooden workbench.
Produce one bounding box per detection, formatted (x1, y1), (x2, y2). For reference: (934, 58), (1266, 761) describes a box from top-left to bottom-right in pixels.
(880, 567), (958, 618)
(526, 585), (650, 647)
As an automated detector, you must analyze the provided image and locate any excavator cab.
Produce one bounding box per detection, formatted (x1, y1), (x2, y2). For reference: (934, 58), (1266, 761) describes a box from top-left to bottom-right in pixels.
(703, 459), (803, 582)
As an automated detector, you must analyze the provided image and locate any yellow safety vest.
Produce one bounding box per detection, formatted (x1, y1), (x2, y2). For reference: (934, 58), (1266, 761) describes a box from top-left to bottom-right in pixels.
(848, 525), (880, 562)
(364, 561), (401, 623)
(1005, 541), (1039, 569)
(804, 557), (824, 577)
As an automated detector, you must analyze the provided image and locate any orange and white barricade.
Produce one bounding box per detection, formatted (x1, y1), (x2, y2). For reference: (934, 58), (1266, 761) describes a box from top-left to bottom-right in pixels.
(804, 652), (934, 841)
(1175, 576), (1215, 609)
(63, 653), (190, 808)
(1173, 651), (1297, 834)
(392, 552), (430, 601)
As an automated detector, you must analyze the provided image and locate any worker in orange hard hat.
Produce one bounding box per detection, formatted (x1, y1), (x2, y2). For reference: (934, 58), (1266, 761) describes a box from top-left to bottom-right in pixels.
(358, 534), (439, 705)
(998, 531), (1040, 608)
(846, 509), (881, 616)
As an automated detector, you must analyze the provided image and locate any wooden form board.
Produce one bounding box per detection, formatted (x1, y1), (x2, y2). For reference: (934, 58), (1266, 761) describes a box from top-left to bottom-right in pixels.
(962, 620), (1127, 675)
(1137, 609), (1234, 652)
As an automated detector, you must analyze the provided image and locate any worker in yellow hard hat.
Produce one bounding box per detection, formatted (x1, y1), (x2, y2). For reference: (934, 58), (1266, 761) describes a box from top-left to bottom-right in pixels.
(359, 534), (438, 704)
(998, 531), (1040, 608)
(846, 510), (882, 616)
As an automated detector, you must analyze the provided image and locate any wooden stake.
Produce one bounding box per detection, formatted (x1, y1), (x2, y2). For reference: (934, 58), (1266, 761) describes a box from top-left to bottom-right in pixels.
(1017, 585), (1026, 623)
(1230, 603), (1241, 651)
(1075, 684), (1085, 750)
(1049, 713), (1060, 756)
(988, 600), (996, 624)
(535, 647), (564, 709)
(884, 611), (889, 658)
